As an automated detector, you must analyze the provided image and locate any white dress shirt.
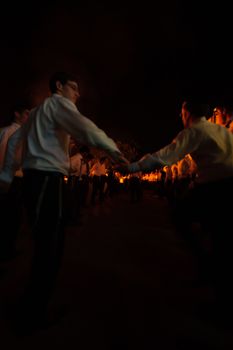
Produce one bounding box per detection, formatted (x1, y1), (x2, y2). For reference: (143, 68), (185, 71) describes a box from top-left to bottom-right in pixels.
(129, 117), (233, 184)
(0, 122), (24, 178)
(0, 94), (123, 184)
(0, 122), (20, 171)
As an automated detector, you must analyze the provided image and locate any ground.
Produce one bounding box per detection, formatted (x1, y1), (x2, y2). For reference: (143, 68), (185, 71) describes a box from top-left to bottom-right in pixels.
(0, 189), (233, 349)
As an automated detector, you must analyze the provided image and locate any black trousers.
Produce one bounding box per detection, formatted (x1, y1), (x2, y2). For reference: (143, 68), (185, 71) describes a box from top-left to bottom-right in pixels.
(91, 175), (106, 204)
(21, 169), (65, 319)
(173, 176), (233, 307)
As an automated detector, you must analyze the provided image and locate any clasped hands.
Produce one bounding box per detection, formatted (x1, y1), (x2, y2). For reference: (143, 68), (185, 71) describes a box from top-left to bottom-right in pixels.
(114, 155), (130, 175)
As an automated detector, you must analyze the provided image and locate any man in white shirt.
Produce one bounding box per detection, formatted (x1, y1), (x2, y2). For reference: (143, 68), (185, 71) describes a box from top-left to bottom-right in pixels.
(120, 100), (233, 321)
(125, 101), (233, 183)
(0, 103), (29, 171)
(0, 71), (128, 331)
(0, 103), (30, 262)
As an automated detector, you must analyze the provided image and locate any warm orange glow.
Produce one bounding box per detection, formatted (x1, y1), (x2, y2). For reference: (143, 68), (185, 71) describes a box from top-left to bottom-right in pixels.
(142, 172), (159, 182)
(114, 171), (130, 184)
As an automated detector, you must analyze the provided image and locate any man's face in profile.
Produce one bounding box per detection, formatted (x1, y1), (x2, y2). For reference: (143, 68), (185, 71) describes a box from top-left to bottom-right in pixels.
(60, 80), (80, 104)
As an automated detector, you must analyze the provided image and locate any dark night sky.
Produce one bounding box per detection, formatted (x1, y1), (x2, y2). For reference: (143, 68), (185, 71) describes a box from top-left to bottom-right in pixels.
(1, 1), (233, 152)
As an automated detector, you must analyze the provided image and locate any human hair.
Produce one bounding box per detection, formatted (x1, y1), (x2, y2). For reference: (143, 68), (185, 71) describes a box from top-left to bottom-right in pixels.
(10, 100), (30, 122)
(182, 100), (210, 118)
(13, 101), (29, 114)
(79, 145), (90, 154)
(49, 72), (77, 93)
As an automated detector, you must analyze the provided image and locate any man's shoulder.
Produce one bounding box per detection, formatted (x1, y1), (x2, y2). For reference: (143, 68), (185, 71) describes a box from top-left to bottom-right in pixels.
(0, 122), (19, 139)
(0, 123), (11, 133)
(0, 126), (6, 136)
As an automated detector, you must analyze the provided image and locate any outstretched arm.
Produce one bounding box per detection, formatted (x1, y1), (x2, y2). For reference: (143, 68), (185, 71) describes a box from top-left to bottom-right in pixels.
(53, 97), (127, 164)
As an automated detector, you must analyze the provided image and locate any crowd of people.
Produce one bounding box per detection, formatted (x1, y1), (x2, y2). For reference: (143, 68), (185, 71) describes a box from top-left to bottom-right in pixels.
(1, 71), (233, 333)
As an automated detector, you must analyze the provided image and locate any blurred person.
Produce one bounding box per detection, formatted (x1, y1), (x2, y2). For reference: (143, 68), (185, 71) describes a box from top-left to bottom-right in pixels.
(90, 156), (108, 205)
(0, 102), (30, 262)
(212, 104), (233, 130)
(67, 144), (91, 224)
(0, 102), (29, 171)
(128, 171), (143, 203)
(212, 105), (226, 126)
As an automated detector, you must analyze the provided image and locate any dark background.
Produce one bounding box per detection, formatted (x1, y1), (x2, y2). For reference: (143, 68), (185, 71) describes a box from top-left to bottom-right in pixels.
(1, 1), (233, 152)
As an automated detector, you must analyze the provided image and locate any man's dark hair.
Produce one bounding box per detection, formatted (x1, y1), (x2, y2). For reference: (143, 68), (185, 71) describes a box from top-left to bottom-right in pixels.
(79, 145), (90, 154)
(13, 101), (29, 114)
(49, 72), (77, 93)
(9, 100), (30, 122)
(183, 100), (210, 118)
